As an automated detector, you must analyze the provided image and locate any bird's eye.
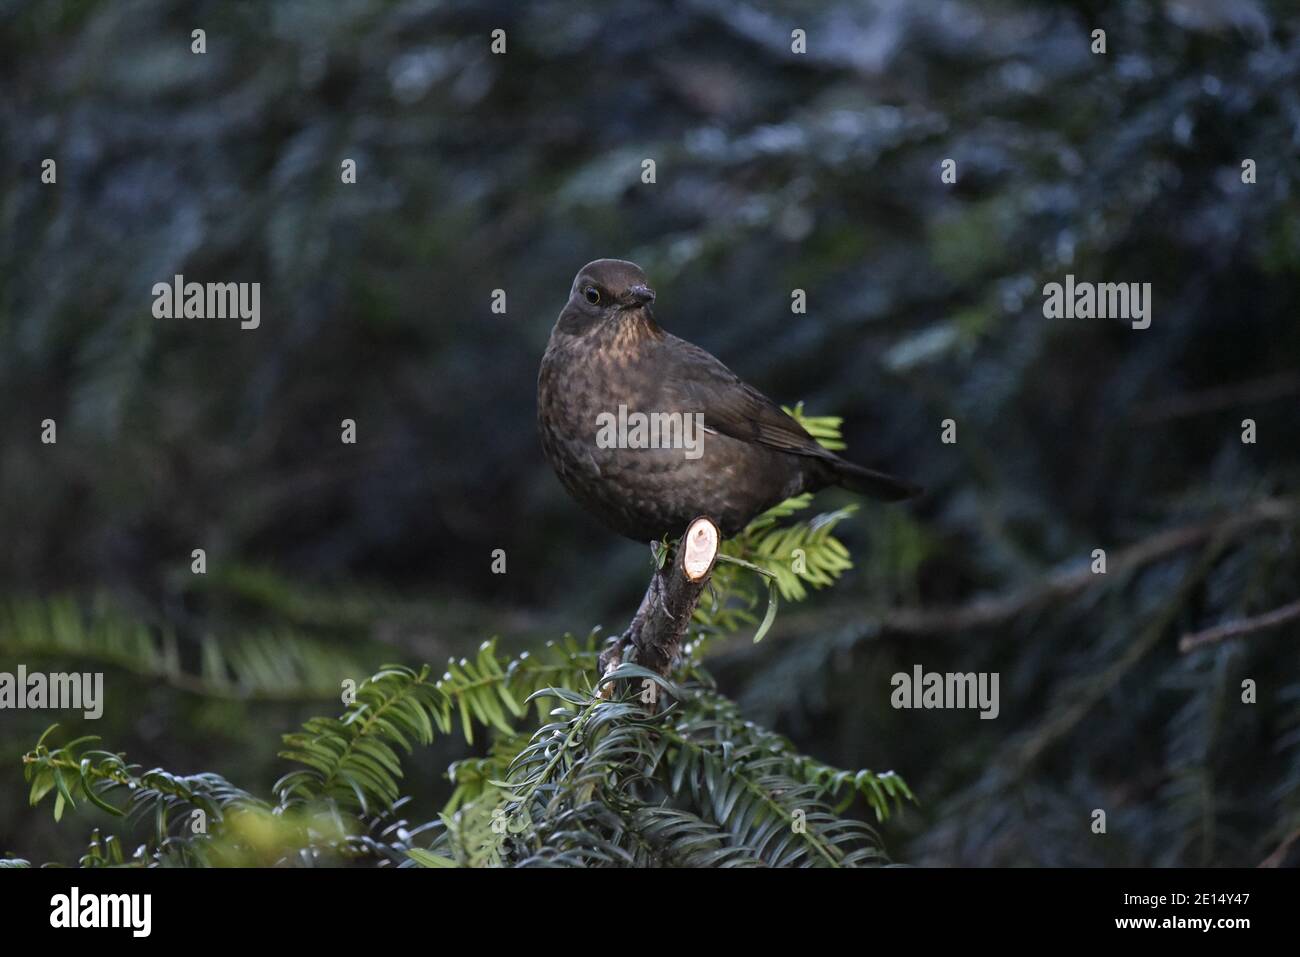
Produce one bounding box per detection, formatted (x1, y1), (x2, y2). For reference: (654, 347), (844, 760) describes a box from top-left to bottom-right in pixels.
(584, 286), (600, 305)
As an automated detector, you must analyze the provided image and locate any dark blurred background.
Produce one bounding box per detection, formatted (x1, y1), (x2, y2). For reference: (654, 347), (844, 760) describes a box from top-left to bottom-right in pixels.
(2, 0), (1299, 866)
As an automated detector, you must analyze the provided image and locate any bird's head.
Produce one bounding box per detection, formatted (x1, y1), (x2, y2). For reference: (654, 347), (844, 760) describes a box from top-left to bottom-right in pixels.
(556, 259), (658, 336)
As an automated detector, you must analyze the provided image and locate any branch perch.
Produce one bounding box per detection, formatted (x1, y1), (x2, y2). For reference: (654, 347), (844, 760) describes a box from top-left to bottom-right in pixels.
(599, 516), (720, 700)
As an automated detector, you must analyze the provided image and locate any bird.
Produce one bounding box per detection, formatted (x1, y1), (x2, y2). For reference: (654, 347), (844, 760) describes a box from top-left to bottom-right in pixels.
(537, 258), (920, 545)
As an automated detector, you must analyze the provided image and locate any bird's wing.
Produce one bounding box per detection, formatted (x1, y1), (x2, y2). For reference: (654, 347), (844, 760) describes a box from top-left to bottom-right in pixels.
(661, 337), (833, 460)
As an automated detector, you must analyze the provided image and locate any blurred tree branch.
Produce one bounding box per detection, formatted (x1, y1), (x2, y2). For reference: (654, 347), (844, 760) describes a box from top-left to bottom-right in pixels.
(1136, 373), (1300, 426)
(1180, 597), (1300, 653)
(875, 497), (1298, 638)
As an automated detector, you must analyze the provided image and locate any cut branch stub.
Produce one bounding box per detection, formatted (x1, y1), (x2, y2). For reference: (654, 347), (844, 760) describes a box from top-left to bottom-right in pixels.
(681, 518), (719, 580)
(599, 516), (721, 700)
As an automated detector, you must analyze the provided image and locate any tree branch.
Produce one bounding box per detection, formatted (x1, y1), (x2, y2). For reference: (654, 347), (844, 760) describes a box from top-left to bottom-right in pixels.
(1135, 372), (1300, 426)
(1179, 598), (1300, 653)
(1259, 828), (1300, 868)
(875, 497), (1297, 637)
(599, 517), (720, 695)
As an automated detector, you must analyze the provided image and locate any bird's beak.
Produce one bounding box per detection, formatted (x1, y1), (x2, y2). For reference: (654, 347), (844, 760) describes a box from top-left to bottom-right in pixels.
(624, 284), (656, 308)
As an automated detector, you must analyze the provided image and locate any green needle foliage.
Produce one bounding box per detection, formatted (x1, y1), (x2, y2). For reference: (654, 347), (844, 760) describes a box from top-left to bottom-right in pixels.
(16, 415), (913, 867)
(694, 405), (862, 643)
(0, 597), (372, 702)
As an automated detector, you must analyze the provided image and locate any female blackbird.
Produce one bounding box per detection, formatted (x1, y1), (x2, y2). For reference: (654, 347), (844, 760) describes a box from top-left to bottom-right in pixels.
(538, 259), (919, 543)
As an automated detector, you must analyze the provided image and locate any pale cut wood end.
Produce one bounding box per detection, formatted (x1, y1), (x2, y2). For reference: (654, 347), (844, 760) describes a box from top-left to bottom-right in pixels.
(681, 517), (720, 581)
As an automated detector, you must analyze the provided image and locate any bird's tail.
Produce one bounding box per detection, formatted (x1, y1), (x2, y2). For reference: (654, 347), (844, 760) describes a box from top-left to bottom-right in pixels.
(824, 456), (922, 502)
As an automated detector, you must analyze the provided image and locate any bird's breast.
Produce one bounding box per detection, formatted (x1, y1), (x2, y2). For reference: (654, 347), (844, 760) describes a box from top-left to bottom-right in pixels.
(538, 327), (808, 541)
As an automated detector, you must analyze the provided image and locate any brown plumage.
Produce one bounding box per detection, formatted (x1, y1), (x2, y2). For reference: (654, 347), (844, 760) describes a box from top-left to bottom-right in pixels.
(537, 259), (919, 542)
